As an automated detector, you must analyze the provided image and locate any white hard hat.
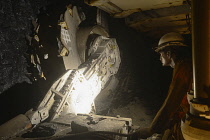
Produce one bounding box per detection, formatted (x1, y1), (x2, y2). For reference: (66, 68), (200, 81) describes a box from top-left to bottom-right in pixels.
(155, 32), (187, 52)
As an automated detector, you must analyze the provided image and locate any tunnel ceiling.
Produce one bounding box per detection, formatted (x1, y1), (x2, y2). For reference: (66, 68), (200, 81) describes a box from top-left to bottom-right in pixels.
(85, 0), (191, 39)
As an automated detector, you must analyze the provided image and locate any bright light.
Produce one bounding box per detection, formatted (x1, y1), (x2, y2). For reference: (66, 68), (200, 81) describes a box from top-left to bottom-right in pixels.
(67, 71), (102, 114)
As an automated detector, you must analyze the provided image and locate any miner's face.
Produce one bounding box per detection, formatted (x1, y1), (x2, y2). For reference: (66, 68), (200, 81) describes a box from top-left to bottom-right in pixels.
(159, 51), (171, 66)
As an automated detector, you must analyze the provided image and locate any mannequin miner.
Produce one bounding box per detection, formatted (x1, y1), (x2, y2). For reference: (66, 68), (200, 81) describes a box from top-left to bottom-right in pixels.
(131, 32), (193, 140)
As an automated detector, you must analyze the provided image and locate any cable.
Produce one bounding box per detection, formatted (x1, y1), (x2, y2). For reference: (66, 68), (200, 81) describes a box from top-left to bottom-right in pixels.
(19, 131), (132, 140)
(53, 131), (132, 140)
(185, 14), (191, 34)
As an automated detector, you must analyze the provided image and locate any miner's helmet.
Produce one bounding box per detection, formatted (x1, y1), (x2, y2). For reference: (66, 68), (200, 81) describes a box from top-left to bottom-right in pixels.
(155, 32), (187, 52)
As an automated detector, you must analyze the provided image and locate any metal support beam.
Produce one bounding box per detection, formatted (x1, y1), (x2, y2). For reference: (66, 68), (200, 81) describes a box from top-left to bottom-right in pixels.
(181, 1), (210, 139)
(192, 0), (210, 100)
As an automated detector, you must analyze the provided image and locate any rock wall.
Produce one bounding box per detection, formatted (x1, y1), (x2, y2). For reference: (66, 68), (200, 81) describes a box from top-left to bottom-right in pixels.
(0, 0), (49, 93)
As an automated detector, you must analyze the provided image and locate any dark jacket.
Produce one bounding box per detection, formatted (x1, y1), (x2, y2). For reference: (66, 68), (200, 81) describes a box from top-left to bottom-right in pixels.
(150, 59), (193, 134)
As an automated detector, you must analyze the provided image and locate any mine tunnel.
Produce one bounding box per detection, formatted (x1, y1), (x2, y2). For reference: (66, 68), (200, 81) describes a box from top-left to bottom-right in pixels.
(0, 0), (209, 140)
